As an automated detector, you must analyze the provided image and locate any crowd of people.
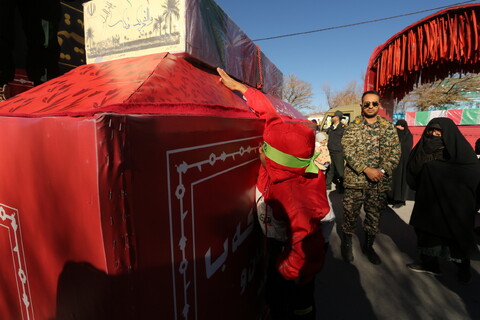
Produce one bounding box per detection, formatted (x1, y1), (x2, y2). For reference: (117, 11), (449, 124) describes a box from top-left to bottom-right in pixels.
(218, 68), (479, 320)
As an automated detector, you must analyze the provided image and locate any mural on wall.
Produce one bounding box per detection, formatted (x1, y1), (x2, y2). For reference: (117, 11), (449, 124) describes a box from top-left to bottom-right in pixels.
(84, 0), (184, 63)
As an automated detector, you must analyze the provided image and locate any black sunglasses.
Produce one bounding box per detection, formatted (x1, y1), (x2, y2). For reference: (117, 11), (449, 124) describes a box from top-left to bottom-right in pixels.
(362, 101), (379, 108)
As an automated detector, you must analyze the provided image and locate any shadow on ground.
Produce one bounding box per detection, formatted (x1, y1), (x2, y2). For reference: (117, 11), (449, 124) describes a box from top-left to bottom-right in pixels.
(315, 190), (480, 320)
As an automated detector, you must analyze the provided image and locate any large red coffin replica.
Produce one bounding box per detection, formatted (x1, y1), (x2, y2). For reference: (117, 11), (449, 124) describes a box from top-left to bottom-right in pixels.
(0, 53), (304, 319)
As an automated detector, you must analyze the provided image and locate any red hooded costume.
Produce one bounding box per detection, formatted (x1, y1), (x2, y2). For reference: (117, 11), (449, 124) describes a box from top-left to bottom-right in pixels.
(244, 88), (330, 282)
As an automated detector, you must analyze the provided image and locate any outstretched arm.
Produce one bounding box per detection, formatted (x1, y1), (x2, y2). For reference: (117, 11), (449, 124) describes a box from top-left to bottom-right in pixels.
(217, 67), (279, 121)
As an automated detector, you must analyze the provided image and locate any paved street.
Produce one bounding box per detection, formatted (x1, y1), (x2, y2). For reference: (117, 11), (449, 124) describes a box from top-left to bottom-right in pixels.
(315, 190), (480, 320)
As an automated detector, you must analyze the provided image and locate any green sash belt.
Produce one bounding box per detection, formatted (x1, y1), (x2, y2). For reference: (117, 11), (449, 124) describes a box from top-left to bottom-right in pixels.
(263, 141), (319, 174)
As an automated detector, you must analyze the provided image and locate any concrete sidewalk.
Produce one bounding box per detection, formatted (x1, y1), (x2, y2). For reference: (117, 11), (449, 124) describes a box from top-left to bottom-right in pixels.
(315, 190), (480, 320)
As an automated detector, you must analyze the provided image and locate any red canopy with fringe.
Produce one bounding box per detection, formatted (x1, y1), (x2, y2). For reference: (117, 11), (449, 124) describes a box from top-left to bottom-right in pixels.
(365, 4), (480, 115)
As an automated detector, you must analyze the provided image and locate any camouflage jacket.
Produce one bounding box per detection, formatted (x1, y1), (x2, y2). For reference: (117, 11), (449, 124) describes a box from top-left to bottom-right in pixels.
(342, 115), (401, 191)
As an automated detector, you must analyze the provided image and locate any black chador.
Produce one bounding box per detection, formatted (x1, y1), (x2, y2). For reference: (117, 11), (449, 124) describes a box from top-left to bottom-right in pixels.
(407, 118), (480, 266)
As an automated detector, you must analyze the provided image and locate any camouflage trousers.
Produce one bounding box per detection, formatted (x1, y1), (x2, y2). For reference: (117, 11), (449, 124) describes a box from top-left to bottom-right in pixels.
(342, 188), (388, 235)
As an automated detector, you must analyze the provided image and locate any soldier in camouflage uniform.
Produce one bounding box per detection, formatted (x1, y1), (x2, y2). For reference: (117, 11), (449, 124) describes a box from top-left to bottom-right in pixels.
(340, 90), (400, 265)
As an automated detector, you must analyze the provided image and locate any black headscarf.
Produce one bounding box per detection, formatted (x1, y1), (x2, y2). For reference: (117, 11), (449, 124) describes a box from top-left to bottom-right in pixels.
(426, 118), (478, 164)
(395, 119), (412, 141)
(407, 117), (480, 260)
(389, 119), (413, 202)
(407, 118), (477, 181)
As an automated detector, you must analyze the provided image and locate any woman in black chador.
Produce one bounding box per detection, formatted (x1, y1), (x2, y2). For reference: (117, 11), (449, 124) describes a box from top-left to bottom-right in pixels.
(406, 117), (480, 283)
(389, 119), (413, 208)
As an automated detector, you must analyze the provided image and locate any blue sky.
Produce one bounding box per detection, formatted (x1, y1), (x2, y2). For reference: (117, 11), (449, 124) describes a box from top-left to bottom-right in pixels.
(214, 0), (476, 111)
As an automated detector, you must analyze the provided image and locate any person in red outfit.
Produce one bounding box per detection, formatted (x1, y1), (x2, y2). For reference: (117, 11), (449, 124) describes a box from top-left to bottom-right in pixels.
(218, 68), (330, 320)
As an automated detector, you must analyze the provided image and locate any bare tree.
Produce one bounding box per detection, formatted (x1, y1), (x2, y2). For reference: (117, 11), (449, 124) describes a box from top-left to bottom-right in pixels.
(399, 74), (480, 111)
(322, 83), (332, 108)
(322, 80), (362, 109)
(282, 74), (314, 111)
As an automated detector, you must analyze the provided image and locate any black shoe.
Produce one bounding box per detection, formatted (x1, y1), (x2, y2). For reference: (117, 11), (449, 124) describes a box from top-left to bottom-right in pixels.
(392, 201), (406, 209)
(363, 234), (381, 265)
(407, 263), (442, 276)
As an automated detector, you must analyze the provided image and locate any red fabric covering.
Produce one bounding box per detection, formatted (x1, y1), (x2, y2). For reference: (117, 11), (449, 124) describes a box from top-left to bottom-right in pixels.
(0, 53), (304, 120)
(365, 4), (480, 113)
(244, 88), (329, 282)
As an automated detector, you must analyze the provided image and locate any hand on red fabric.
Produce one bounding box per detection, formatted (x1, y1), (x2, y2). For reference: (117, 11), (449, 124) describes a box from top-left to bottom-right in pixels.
(217, 68), (248, 94)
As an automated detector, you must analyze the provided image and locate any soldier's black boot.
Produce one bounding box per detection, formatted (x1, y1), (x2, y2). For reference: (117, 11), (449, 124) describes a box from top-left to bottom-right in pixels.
(341, 233), (353, 263)
(363, 233), (381, 265)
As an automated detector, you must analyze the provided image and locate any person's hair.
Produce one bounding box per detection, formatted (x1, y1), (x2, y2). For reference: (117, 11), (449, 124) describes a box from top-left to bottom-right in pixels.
(361, 90), (381, 103)
(475, 138), (480, 155)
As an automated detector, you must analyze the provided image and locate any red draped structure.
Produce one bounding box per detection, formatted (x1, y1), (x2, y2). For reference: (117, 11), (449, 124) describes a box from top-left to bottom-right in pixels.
(0, 52), (306, 320)
(365, 4), (480, 116)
